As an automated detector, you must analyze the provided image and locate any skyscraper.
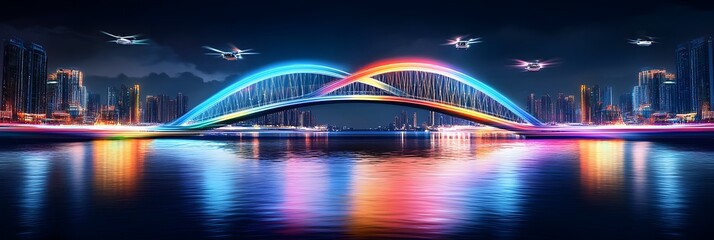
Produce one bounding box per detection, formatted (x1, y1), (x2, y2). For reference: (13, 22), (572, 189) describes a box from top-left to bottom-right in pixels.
(603, 86), (614, 107)
(23, 42), (48, 117)
(49, 69), (83, 113)
(299, 110), (314, 127)
(676, 36), (714, 119)
(145, 95), (159, 123)
(555, 93), (565, 123)
(107, 86), (118, 107)
(589, 84), (602, 123)
(619, 92), (633, 116)
(0, 38), (24, 120)
(80, 86), (88, 110)
(632, 85), (649, 114)
(107, 86), (120, 123)
(1, 38), (48, 120)
(539, 94), (553, 123)
(46, 77), (59, 117)
(638, 68), (670, 111)
(429, 111), (435, 127)
(412, 112), (417, 128)
(565, 95), (576, 123)
(86, 93), (101, 123)
(659, 74), (677, 114)
(676, 43), (693, 114)
(580, 84), (591, 124)
(129, 84), (140, 124)
(156, 94), (170, 122)
(168, 98), (178, 122)
(176, 92), (188, 117)
(87, 93), (101, 116)
(118, 84), (131, 124)
(392, 110), (408, 129)
(526, 93), (537, 117)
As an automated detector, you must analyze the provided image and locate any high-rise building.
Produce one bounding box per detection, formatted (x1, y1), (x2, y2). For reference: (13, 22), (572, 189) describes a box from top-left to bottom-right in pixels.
(565, 95), (576, 123)
(676, 37), (714, 119)
(299, 110), (314, 127)
(129, 84), (140, 124)
(84, 93), (100, 124)
(87, 93), (101, 117)
(167, 98), (177, 122)
(676, 43), (693, 114)
(526, 93), (537, 117)
(580, 84), (591, 124)
(23, 42), (48, 117)
(555, 93), (565, 123)
(156, 94), (170, 122)
(603, 86), (614, 107)
(106, 86), (119, 122)
(539, 94), (553, 123)
(412, 112), (417, 128)
(632, 85), (649, 114)
(429, 111), (435, 127)
(286, 108), (299, 126)
(533, 98), (542, 121)
(49, 69), (83, 113)
(619, 92), (633, 116)
(80, 86), (88, 110)
(400, 110), (407, 129)
(176, 92), (188, 117)
(589, 84), (602, 123)
(638, 68), (670, 111)
(46, 78), (59, 117)
(144, 95), (159, 123)
(659, 74), (677, 114)
(0, 38), (24, 120)
(117, 84), (131, 124)
(1, 38), (48, 120)
(107, 86), (118, 107)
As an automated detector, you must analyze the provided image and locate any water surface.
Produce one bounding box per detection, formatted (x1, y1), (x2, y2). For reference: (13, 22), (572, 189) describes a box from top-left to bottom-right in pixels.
(1, 132), (713, 239)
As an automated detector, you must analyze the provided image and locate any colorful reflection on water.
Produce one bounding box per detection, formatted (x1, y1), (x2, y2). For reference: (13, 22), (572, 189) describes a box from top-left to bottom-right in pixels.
(0, 133), (712, 239)
(92, 140), (148, 199)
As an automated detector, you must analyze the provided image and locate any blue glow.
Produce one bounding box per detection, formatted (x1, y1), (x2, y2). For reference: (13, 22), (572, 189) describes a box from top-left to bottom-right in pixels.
(171, 63), (350, 126)
(20, 154), (49, 238)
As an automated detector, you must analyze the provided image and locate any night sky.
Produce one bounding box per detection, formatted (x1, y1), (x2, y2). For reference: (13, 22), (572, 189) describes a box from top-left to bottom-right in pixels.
(1, 1), (713, 128)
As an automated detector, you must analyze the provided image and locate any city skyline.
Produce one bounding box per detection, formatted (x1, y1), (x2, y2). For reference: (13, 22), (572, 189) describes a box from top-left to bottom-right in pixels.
(5, 2), (714, 240)
(2, 1), (714, 128)
(0, 38), (192, 125)
(2, 35), (713, 128)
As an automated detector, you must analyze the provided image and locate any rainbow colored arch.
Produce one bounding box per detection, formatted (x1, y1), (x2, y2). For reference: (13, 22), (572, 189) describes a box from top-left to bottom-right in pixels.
(167, 58), (542, 131)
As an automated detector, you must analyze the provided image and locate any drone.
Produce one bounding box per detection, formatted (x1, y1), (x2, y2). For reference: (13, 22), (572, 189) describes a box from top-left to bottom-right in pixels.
(513, 59), (558, 72)
(444, 36), (482, 49)
(627, 37), (656, 47)
(203, 44), (258, 61)
(101, 31), (149, 45)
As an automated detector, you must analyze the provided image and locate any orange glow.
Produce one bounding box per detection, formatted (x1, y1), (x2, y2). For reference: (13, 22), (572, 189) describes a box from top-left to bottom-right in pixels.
(346, 149), (476, 237)
(578, 140), (625, 202)
(92, 139), (150, 198)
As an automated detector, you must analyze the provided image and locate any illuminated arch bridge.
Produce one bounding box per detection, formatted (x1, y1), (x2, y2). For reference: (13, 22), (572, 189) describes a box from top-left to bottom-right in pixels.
(165, 58), (543, 132)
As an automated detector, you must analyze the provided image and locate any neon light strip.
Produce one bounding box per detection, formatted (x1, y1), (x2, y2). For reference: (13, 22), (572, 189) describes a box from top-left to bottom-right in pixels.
(171, 64), (406, 126)
(175, 95), (533, 131)
(310, 58), (542, 125)
(171, 64), (350, 125)
(171, 58), (542, 130)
